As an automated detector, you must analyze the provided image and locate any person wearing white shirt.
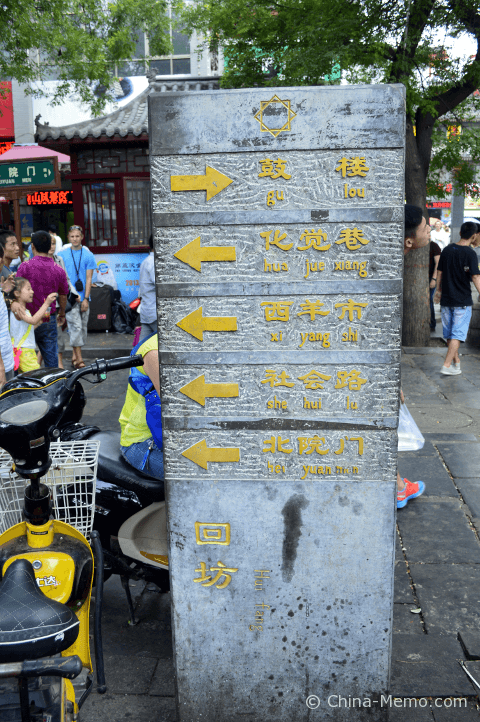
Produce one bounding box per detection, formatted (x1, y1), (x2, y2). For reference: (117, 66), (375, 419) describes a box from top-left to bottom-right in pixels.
(430, 219), (449, 249)
(48, 224), (63, 255)
(139, 235), (157, 341)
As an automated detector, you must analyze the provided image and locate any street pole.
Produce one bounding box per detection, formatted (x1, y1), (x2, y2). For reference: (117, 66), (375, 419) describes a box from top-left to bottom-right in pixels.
(450, 188), (465, 244)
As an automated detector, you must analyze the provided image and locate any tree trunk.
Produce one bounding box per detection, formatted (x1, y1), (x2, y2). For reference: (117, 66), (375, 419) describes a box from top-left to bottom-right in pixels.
(402, 117), (430, 347)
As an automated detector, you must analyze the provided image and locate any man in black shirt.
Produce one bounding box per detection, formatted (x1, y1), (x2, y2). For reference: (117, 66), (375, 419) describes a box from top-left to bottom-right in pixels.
(436, 221), (480, 374)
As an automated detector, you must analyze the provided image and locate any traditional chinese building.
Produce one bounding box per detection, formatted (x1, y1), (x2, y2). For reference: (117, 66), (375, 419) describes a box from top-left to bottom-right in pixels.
(35, 75), (219, 302)
(0, 144), (71, 238)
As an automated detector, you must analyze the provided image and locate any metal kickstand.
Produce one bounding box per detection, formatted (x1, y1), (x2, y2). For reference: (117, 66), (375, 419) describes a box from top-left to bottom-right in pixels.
(120, 575), (138, 625)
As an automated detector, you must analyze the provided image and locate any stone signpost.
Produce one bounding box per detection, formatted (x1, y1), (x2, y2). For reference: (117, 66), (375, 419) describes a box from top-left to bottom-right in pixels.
(149, 84), (405, 721)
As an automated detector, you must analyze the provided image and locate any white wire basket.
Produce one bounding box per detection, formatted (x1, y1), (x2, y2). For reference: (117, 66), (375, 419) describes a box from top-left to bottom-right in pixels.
(0, 440), (100, 540)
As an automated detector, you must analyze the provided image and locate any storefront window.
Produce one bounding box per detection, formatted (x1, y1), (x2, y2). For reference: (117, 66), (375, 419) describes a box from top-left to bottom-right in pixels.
(82, 182), (117, 247)
(125, 179), (151, 247)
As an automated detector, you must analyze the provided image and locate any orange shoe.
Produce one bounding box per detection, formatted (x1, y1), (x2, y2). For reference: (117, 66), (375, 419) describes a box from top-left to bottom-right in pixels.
(397, 478), (425, 509)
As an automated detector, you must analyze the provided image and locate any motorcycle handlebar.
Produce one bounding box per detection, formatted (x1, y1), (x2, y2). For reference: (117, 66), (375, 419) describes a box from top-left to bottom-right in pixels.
(102, 354), (144, 372)
(65, 354), (144, 389)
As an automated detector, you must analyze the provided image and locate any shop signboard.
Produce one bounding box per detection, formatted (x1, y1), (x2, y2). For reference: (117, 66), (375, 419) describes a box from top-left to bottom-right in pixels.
(150, 85), (405, 721)
(0, 158), (59, 190)
(0, 156), (61, 244)
(92, 253), (146, 302)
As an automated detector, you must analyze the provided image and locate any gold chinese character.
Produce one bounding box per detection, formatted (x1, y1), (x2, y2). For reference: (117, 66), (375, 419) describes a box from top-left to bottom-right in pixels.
(194, 560), (239, 589)
(335, 228), (370, 251)
(297, 229), (330, 251)
(258, 157), (291, 180)
(298, 435), (329, 455)
(335, 156), (370, 178)
(260, 229), (293, 251)
(195, 522), (231, 546)
(297, 370), (332, 390)
(261, 301), (293, 322)
(335, 299), (368, 321)
(334, 438), (345, 455)
(335, 369), (367, 391)
(297, 299), (330, 321)
(349, 437), (364, 455)
(261, 369), (295, 387)
(262, 435), (293, 454)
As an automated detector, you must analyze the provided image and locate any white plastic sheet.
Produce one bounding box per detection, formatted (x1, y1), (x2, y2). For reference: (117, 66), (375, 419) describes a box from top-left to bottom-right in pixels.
(397, 402), (425, 451)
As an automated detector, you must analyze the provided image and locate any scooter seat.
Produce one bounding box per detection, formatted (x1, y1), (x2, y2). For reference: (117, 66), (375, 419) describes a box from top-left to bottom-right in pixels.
(0, 559), (79, 663)
(91, 431), (165, 501)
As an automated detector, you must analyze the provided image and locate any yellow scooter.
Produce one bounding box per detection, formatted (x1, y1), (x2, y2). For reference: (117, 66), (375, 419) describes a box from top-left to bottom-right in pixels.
(0, 354), (143, 721)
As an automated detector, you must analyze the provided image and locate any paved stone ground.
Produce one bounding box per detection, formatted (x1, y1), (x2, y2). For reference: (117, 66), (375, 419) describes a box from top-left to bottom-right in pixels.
(71, 332), (480, 720)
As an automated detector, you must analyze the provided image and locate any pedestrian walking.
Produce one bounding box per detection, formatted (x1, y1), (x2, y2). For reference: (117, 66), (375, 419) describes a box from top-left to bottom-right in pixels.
(0, 231), (20, 280)
(50, 235), (79, 369)
(430, 218), (449, 249)
(14, 230), (68, 369)
(435, 221), (480, 375)
(138, 235), (157, 341)
(6, 278), (58, 373)
(58, 225), (96, 369)
(36, 233), (80, 369)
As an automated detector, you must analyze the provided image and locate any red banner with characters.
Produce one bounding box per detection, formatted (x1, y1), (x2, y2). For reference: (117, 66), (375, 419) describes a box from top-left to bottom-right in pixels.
(0, 82), (14, 141)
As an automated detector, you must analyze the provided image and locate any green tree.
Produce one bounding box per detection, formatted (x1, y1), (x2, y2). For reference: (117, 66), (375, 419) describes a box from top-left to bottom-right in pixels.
(183, 0), (480, 345)
(0, 0), (175, 115)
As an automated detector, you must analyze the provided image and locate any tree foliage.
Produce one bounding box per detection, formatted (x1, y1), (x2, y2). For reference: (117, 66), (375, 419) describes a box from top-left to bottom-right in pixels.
(0, 0), (175, 114)
(183, 0), (480, 206)
(183, 0), (480, 346)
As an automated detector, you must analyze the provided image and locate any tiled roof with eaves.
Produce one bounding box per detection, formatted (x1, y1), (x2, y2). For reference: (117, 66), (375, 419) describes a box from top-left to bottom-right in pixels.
(35, 76), (220, 142)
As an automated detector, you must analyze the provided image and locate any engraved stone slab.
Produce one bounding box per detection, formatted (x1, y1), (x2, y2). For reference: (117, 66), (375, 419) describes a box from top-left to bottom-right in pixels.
(152, 150), (403, 214)
(163, 428), (397, 482)
(154, 206), (403, 227)
(149, 84), (405, 154)
(160, 362), (399, 419)
(155, 223), (403, 284)
(167, 477), (394, 722)
(150, 83), (405, 722)
(157, 293), (401, 352)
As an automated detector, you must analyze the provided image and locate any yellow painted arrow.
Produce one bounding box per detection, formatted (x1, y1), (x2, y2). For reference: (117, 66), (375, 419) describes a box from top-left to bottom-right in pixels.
(176, 306), (237, 341)
(182, 439), (240, 470)
(171, 166), (233, 201)
(174, 236), (236, 273)
(179, 374), (239, 406)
